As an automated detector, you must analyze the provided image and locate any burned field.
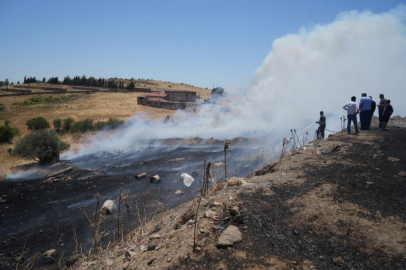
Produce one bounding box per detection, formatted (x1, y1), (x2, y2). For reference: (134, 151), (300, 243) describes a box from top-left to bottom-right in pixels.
(0, 141), (268, 269)
(168, 128), (406, 270)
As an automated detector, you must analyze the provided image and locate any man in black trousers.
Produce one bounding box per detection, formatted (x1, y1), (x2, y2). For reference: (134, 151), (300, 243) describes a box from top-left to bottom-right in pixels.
(377, 94), (387, 129)
(369, 96), (376, 127)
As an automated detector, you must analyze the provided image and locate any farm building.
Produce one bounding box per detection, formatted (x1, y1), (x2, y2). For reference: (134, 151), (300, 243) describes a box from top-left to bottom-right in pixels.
(137, 90), (197, 110)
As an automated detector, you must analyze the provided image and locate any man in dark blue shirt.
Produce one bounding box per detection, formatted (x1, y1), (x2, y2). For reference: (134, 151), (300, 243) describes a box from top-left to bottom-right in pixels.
(316, 111), (326, 139)
(359, 92), (372, 130)
(369, 96), (376, 128)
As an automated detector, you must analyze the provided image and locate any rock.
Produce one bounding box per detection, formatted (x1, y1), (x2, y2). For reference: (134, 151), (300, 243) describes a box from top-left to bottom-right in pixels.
(149, 175), (160, 184)
(205, 210), (218, 219)
(217, 225), (243, 247)
(147, 258), (156, 265)
(228, 206), (240, 217)
(227, 178), (242, 186)
(123, 261), (129, 269)
(388, 157), (400, 162)
(101, 200), (115, 215)
(149, 233), (161, 239)
(43, 249), (57, 263)
(140, 245), (147, 252)
(167, 257), (172, 262)
(175, 190), (183, 195)
(333, 256), (344, 265)
(148, 244), (157, 250)
(398, 171), (406, 177)
(65, 253), (82, 266)
(293, 229), (299, 235)
(125, 251), (135, 261)
(135, 172), (147, 179)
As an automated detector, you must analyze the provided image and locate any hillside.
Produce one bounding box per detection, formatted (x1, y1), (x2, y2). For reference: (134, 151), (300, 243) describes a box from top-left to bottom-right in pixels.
(0, 81), (212, 177)
(64, 126), (406, 270)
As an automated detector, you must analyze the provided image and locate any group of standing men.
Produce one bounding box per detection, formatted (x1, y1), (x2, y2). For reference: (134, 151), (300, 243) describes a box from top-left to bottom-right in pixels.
(316, 93), (394, 139)
(343, 93), (394, 134)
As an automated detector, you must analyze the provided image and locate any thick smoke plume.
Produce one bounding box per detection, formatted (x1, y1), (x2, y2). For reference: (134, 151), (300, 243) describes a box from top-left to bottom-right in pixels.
(64, 6), (406, 159)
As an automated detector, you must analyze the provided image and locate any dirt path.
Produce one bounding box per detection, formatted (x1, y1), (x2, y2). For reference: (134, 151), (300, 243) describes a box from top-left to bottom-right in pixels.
(65, 127), (406, 270)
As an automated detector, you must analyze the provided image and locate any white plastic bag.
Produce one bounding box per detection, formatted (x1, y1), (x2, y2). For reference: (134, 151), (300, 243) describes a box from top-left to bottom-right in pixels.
(181, 173), (195, 187)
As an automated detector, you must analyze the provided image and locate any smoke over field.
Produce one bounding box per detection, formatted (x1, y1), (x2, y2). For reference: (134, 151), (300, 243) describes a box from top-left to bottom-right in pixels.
(65, 6), (406, 159)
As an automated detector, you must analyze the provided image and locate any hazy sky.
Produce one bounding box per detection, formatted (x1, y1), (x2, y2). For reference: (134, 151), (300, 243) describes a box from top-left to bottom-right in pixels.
(0, 0), (404, 89)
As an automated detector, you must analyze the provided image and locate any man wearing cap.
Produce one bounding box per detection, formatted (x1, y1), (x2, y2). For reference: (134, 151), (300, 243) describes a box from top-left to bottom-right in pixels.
(359, 92), (372, 130)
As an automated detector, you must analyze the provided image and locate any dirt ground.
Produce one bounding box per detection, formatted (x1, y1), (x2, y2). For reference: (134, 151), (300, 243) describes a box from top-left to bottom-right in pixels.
(0, 82), (211, 177)
(49, 125), (405, 270)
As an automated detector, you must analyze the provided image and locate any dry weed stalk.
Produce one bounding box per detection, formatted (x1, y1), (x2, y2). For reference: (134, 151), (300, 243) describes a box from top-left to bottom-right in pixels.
(123, 192), (132, 239)
(194, 161), (210, 252)
(117, 183), (123, 242)
(72, 222), (79, 255)
(14, 237), (39, 270)
(224, 140), (230, 180)
(134, 199), (144, 236)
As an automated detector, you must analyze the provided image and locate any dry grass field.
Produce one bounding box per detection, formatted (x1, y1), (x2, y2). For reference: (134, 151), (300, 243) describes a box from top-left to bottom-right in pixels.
(0, 81), (211, 177)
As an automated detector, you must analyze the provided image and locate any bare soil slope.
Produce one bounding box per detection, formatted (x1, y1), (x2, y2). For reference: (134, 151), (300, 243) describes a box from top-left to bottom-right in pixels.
(64, 127), (406, 270)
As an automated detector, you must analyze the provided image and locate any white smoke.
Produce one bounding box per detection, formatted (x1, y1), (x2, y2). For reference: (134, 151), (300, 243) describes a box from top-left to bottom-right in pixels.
(64, 5), (406, 159)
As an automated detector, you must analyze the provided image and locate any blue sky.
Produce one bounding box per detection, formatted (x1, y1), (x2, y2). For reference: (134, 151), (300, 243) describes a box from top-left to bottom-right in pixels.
(0, 0), (404, 90)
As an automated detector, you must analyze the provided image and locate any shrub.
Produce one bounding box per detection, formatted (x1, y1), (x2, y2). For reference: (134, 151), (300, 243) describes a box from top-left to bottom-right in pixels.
(72, 119), (94, 133)
(94, 118), (124, 130)
(0, 104), (5, 111)
(106, 118), (124, 129)
(63, 117), (75, 132)
(0, 125), (18, 143)
(11, 129), (69, 162)
(94, 121), (107, 130)
(26, 117), (50, 131)
(127, 81), (135, 90)
(53, 118), (62, 131)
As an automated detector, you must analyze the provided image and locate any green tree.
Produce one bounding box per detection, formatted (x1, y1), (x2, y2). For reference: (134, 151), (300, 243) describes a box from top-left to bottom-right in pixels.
(26, 117), (50, 131)
(127, 81), (135, 90)
(107, 80), (117, 89)
(11, 129), (69, 162)
(53, 118), (62, 131)
(72, 119), (94, 133)
(63, 117), (75, 132)
(0, 121), (18, 143)
(42, 77), (46, 83)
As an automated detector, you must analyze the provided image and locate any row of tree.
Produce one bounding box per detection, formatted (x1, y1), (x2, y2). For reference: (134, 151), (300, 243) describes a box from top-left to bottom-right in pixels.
(23, 75), (131, 89)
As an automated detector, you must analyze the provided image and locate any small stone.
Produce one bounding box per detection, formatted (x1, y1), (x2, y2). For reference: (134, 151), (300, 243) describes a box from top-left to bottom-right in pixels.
(333, 256), (344, 265)
(195, 246), (202, 251)
(205, 210), (218, 219)
(150, 233), (161, 239)
(125, 251), (135, 261)
(366, 181), (373, 185)
(167, 257), (172, 262)
(123, 261), (129, 269)
(147, 258), (156, 265)
(388, 157), (400, 162)
(43, 249), (57, 263)
(228, 206), (240, 217)
(293, 230), (299, 235)
(398, 171), (406, 177)
(140, 245), (147, 252)
(65, 254), (81, 266)
(148, 244), (157, 250)
(217, 225), (243, 247)
(175, 190), (183, 195)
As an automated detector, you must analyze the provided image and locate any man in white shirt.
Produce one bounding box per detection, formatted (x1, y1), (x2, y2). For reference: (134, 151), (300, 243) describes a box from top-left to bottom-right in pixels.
(343, 96), (360, 135)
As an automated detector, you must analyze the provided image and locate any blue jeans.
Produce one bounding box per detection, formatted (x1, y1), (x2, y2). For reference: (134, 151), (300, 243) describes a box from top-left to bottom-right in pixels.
(316, 126), (325, 139)
(347, 114), (359, 134)
(360, 110), (372, 130)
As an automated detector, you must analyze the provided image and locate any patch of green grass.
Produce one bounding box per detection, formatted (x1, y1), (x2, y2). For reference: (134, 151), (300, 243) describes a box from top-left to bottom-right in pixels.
(13, 95), (77, 106)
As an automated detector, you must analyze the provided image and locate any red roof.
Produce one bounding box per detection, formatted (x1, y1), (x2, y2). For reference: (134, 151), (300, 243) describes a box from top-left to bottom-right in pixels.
(146, 98), (168, 103)
(144, 93), (167, 98)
